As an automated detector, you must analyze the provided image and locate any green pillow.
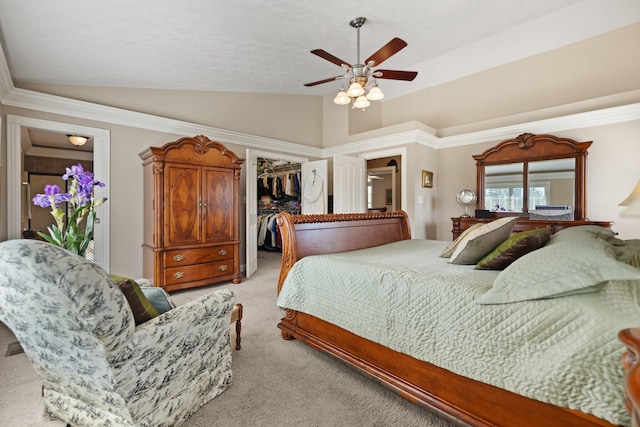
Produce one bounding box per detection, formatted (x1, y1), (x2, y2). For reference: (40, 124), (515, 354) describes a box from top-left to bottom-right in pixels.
(476, 239), (640, 305)
(449, 217), (518, 265)
(111, 275), (160, 325)
(476, 227), (552, 270)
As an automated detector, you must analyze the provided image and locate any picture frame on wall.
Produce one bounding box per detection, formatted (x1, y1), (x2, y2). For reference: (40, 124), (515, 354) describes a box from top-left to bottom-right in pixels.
(422, 170), (433, 188)
(385, 189), (392, 205)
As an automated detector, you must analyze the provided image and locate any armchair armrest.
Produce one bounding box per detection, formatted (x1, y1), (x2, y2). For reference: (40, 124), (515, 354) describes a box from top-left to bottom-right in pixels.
(107, 289), (235, 423)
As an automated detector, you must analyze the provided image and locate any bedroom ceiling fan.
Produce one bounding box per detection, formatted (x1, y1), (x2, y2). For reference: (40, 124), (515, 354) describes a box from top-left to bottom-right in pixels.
(304, 17), (418, 110)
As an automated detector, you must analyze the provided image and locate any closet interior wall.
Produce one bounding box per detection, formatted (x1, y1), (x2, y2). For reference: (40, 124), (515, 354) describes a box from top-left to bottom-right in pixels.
(257, 157), (301, 251)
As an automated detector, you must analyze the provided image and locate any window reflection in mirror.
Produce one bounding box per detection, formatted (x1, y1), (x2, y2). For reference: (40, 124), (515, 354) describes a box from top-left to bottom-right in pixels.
(484, 159), (576, 213)
(528, 158), (575, 210)
(484, 163), (523, 212)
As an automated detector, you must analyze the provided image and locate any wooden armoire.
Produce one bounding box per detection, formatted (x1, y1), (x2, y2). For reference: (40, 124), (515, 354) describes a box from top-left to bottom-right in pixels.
(140, 135), (245, 292)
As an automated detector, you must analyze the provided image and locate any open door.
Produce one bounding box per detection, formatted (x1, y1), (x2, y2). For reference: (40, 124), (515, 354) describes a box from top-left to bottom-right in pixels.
(333, 154), (366, 213)
(245, 149), (308, 278)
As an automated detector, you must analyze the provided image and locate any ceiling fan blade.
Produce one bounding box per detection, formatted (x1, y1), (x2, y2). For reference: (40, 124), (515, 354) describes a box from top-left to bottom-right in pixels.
(303, 75), (345, 87)
(374, 69), (418, 81)
(365, 38), (407, 67)
(311, 49), (351, 68)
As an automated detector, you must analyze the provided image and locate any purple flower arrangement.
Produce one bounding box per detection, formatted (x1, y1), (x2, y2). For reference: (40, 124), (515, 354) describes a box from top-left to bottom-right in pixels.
(32, 164), (107, 257)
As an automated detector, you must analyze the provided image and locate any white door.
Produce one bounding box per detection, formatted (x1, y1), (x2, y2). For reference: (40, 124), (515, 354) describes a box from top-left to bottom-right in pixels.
(301, 160), (328, 214)
(245, 150), (308, 278)
(333, 154), (366, 213)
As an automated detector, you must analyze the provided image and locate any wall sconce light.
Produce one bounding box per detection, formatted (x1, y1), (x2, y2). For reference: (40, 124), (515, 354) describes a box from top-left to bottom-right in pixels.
(67, 134), (89, 146)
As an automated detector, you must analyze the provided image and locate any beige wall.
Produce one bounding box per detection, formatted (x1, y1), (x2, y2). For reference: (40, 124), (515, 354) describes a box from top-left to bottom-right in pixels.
(16, 85), (325, 148)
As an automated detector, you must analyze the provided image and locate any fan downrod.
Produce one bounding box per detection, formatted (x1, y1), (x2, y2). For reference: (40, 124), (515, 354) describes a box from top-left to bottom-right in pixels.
(350, 17), (366, 29)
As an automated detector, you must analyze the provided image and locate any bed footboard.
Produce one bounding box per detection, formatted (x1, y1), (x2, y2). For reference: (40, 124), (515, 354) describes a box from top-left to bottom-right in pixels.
(620, 328), (640, 427)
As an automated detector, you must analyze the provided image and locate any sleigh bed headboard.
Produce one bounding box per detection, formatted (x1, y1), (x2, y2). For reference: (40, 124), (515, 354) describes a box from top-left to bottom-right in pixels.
(276, 211), (411, 292)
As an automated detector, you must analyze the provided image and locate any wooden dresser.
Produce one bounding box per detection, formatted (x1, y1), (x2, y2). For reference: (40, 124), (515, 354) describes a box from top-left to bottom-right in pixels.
(140, 135), (245, 292)
(451, 216), (613, 240)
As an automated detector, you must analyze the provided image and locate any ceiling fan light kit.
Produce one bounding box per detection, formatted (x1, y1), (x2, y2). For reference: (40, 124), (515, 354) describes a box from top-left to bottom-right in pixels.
(305, 16), (417, 111)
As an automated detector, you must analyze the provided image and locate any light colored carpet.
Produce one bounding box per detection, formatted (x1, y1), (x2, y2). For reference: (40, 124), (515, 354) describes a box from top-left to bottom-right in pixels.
(0, 250), (455, 427)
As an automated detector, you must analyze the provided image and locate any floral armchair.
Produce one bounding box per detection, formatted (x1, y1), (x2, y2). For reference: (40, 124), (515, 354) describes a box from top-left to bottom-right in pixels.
(0, 239), (235, 427)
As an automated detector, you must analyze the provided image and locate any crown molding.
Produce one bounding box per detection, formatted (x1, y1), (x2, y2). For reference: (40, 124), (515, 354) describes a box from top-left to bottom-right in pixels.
(0, 42), (14, 99)
(326, 102), (640, 156)
(2, 86), (640, 160)
(1, 87), (323, 159)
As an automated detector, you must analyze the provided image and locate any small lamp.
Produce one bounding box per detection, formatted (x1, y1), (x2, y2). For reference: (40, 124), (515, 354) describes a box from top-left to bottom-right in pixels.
(67, 135), (88, 146)
(621, 179), (640, 217)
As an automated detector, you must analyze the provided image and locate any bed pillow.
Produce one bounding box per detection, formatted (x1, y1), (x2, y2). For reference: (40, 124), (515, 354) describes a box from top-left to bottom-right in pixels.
(546, 224), (616, 246)
(111, 274), (160, 325)
(611, 239), (640, 269)
(476, 227), (552, 270)
(439, 223), (484, 258)
(449, 217), (518, 265)
(476, 239), (640, 305)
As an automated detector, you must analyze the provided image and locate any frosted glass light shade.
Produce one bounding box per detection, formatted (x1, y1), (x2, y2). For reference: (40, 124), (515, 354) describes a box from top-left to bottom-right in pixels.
(333, 90), (350, 105)
(353, 95), (370, 109)
(346, 82), (365, 97)
(366, 85), (384, 101)
(67, 135), (88, 146)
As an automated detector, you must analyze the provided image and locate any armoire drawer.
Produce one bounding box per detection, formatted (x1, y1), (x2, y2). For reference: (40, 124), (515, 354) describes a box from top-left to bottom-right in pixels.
(164, 245), (234, 267)
(164, 260), (233, 286)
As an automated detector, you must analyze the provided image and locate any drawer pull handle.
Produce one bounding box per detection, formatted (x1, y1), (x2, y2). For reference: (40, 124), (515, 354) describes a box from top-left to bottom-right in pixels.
(218, 265), (228, 272)
(173, 254), (185, 262)
(218, 249), (228, 256)
(173, 272), (185, 279)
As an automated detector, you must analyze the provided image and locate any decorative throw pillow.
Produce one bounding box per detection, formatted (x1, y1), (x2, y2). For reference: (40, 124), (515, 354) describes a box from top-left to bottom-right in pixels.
(476, 239), (640, 305)
(111, 275), (160, 325)
(476, 227), (552, 270)
(449, 217), (518, 265)
(140, 286), (176, 314)
(439, 223), (484, 258)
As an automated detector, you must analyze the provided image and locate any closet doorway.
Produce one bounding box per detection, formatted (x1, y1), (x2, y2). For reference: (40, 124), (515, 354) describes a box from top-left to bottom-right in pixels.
(245, 149), (308, 278)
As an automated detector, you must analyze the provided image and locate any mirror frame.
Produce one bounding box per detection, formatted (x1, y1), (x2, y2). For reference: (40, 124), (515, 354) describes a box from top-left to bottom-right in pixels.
(473, 133), (591, 220)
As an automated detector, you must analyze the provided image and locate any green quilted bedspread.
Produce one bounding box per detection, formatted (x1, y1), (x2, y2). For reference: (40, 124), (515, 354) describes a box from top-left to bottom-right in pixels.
(277, 239), (640, 426)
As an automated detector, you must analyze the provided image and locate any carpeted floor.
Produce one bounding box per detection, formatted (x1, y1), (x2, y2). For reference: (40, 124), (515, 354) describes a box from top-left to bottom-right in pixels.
(0, 250), (455, 427)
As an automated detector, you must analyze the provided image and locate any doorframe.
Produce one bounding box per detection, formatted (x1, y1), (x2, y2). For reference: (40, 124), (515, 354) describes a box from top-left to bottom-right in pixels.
(7, 115), (111, 271)
(360, 147), (407, 212)
(245, 148), (307, 278)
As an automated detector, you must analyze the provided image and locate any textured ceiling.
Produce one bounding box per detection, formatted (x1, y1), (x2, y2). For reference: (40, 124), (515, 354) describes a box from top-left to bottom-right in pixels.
(1, 0), (614, 102)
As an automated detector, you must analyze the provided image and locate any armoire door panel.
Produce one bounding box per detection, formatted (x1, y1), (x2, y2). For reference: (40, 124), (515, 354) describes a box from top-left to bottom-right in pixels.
(166, 165), (200, 245)
(204, 168), (233, 242)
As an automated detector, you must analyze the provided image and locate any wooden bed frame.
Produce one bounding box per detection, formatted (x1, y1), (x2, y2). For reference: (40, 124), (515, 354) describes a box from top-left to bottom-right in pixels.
(276, 210), (634, 427)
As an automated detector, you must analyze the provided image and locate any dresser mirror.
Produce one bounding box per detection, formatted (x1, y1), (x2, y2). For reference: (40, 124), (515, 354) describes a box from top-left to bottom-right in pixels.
(474, 133), (590, 220)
